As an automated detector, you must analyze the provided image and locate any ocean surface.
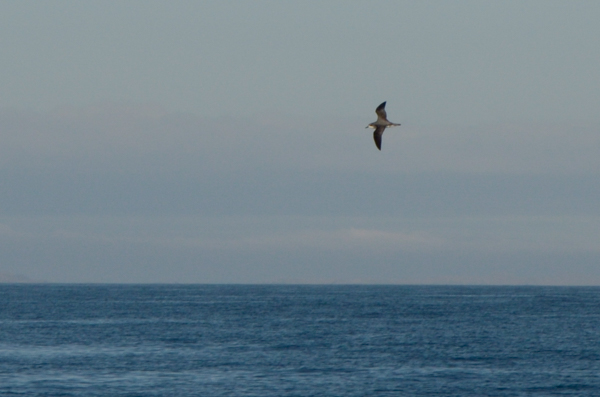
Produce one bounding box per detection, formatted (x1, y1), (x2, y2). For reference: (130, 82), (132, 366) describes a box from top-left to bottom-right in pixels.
(0, 285), (599, 396)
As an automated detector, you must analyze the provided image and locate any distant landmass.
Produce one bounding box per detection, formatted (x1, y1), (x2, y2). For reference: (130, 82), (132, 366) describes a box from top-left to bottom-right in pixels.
(0, 272), (38, 283)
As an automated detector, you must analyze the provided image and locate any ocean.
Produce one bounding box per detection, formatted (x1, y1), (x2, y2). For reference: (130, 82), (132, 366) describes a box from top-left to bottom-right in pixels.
(0, 285), (599, 396)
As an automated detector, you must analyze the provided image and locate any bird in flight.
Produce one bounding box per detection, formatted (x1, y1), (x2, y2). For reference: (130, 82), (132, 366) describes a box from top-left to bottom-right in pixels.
(366, 101), (401, 150)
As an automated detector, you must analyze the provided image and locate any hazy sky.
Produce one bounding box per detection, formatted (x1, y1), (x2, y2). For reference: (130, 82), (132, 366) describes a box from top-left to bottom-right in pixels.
(1, 1), (599, 284)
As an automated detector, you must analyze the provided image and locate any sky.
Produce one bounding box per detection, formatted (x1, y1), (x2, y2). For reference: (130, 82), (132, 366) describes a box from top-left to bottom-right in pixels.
(1, 1), (599, 284)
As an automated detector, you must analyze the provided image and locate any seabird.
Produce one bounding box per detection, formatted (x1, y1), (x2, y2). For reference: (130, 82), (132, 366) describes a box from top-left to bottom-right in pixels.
(366, 101), (401, 150)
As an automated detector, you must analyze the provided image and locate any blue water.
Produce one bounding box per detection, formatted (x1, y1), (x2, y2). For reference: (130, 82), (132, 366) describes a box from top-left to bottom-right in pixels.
(1, 285), (599, 396)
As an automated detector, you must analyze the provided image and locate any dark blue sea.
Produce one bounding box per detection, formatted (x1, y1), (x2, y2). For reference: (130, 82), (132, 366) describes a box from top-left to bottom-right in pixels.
(1, 285), (599, 396)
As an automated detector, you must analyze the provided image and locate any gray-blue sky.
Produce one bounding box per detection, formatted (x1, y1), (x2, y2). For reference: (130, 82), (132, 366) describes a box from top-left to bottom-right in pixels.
(1, 1), (599, 284)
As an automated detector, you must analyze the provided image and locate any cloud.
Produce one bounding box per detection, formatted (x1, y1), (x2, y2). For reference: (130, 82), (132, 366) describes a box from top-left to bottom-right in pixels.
(1, 213), (599, 284)
(0, 105), (598, 220)
(4, 214), (598, 255)
(1, 106), (599, 176)
(395, 122), (600, 175)
(0, 106), (599, 284)
(2, 214), (600, 284)
(186, 227), (445, 252)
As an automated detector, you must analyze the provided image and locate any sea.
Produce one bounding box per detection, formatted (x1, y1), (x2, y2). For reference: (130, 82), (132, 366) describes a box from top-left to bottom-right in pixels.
(0, 285), (599, 396)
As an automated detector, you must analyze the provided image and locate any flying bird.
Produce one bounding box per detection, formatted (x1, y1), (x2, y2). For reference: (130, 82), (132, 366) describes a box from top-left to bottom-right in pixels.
(366, 101), (401, 150)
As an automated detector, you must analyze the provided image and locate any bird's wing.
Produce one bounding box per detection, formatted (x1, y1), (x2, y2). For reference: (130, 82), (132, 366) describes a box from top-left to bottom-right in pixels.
(373, 126), (385, 150)
(375, 101), (388, 122)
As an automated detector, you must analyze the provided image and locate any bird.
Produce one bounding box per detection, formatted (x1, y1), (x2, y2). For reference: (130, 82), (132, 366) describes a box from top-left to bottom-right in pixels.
(366, 101), (400, 150)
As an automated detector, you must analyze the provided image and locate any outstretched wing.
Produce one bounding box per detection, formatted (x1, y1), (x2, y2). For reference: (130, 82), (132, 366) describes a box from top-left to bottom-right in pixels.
(375, 101), (387, 121)
(373, 126), (384, 150)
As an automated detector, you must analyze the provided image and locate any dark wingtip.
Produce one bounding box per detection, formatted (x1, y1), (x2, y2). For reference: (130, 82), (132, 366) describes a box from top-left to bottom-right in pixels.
(373, 131), (382, 150)
(376, 101), (386, 110)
